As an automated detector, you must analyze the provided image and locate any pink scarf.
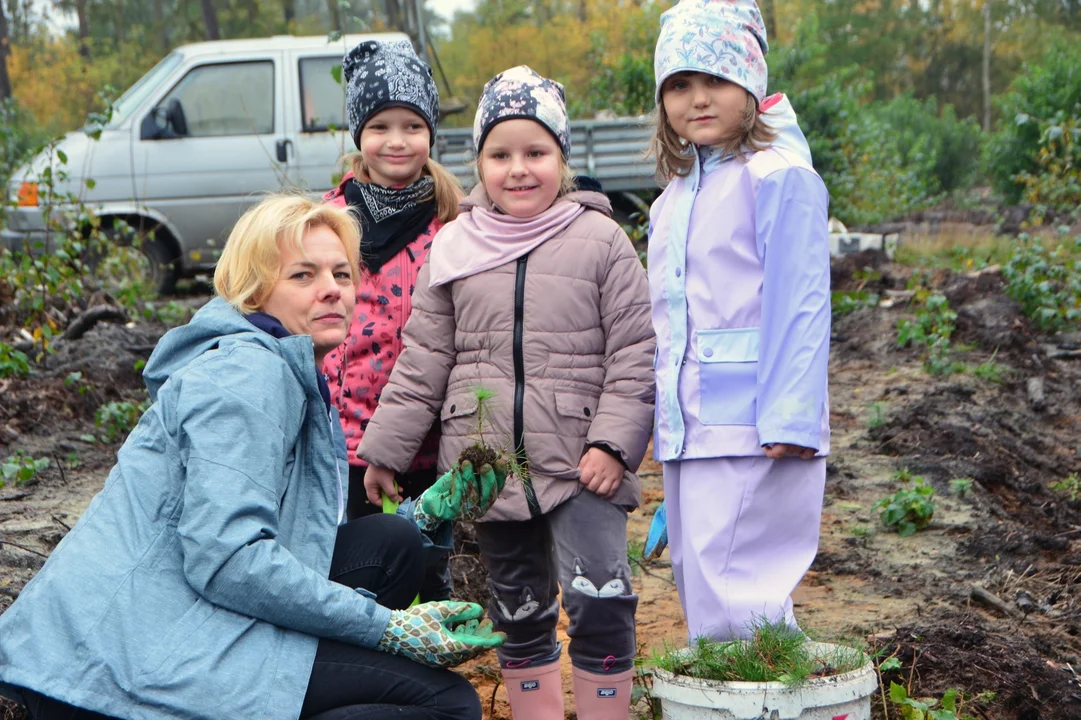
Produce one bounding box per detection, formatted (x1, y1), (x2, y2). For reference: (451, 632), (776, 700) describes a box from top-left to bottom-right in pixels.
(427, 195), (585, 288)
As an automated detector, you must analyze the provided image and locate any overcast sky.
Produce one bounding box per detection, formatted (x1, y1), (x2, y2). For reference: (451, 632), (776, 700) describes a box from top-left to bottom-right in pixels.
(428, 0), (477, 21)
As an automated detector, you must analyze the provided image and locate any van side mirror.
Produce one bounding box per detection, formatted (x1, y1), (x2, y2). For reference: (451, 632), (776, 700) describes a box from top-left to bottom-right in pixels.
(140, 98), (189, 140)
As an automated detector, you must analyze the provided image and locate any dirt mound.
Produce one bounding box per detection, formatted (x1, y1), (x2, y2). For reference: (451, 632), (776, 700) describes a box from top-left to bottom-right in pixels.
(451, 521), (491, 607)
(879, 608), (1081, 719)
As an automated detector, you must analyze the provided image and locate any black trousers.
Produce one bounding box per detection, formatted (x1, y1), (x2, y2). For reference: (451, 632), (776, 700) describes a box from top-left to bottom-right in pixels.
(348, 465), (452, 602)
(20, 514), (480, 720)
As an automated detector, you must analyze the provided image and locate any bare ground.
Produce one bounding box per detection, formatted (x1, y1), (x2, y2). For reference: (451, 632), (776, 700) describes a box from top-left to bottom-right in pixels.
(3, 257), (1081, 718)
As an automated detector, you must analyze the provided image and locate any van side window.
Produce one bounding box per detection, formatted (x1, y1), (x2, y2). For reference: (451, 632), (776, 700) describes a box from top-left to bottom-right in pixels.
(160, 61), (274, 136)
(299, 57), (345, 133)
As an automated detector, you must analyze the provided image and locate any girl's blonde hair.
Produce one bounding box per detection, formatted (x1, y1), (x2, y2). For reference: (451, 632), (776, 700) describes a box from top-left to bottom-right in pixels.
(344, 156), (464, 223)
(650, 89), (778, 181)
(214, 194), (361, 314)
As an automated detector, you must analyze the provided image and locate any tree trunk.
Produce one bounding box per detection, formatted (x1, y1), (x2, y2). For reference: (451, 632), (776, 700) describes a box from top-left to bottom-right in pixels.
(202, 0), (221, 40)
(385, 0), (402, 30)
(154, 0), (170, 49)
(115, 0), (126, 44)
(245, 0), (257, 27)
(0, 0), (12, 102)
(75, 0), (91, 59)
(982, 0), (992, 131)
(327, 0), (342, 33)
(760, 0), (777, 42)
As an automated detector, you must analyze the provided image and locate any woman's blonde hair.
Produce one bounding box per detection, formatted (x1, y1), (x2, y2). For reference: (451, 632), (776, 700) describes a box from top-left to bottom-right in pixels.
(214, 194), (361, 314)
(650, 89), (778, 181)
(344, 155), (464, 223)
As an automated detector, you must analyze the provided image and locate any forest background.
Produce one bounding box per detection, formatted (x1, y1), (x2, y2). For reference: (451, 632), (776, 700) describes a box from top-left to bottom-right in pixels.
(0, 0), (1079, 228)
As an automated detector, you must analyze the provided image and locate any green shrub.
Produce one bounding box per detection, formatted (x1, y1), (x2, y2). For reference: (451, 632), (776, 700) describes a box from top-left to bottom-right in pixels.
(874, 94), (983, 195)
(1002, 233), (1081, 331)
(874, 471), (936, 536)
(95, 398), (150, 443)
(897, 293), (962, 376)
(1014, 113), (1081, 221)
(1, 451), (50, 489)
(0, 342), (31, 379)
(984, 39), (1081, 205)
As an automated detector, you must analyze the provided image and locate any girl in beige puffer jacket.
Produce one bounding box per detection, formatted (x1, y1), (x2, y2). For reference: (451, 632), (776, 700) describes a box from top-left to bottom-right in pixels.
(356, 66), (655, 720)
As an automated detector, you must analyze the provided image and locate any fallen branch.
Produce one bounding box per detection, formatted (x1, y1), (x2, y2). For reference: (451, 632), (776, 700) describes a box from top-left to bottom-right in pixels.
(63, 305), (129, 341)
(0, 539), (48, 558)
(970, 584), (1020, 618)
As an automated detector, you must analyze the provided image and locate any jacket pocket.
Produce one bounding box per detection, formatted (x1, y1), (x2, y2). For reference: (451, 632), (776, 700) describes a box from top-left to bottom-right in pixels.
(441, 392), (479, 422)
(697, 328), (759, 426)
(554, 390), (600, 422)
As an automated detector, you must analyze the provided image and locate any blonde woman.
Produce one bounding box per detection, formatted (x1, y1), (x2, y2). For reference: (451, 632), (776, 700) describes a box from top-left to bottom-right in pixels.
(0, 196), (501, 720)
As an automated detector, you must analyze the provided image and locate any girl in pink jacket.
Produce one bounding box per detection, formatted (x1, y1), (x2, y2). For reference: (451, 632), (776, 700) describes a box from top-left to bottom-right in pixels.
(322, 39), (463, 600)
(648, 0), (832, 643)
(358, 66), (655, 720)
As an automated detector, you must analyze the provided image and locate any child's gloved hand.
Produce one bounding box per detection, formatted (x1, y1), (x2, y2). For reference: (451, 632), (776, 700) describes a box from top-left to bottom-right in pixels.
(643, 500), (668, 560)
(376, 601), (506, 668)
(413, 459), (508, 531)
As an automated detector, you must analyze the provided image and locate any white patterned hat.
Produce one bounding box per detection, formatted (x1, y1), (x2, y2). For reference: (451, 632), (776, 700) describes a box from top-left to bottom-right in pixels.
(654, 0), (769, 105)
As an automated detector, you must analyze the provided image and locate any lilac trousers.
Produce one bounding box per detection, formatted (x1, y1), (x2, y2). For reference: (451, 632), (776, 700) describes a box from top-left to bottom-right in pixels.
(663, 456), (826, 641)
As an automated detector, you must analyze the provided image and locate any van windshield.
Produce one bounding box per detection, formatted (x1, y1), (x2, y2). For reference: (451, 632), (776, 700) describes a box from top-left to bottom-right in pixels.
(105, 52), (184, 128)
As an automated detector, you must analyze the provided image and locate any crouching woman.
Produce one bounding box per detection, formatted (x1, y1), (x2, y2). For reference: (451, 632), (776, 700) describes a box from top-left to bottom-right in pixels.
(0, 195), (502, 720)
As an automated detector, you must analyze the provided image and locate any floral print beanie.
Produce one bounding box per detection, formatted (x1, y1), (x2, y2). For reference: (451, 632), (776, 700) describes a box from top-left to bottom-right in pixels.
(654, 0), (769, 106)
(344, 39), (440, 148)
(473, 65), (571, 159)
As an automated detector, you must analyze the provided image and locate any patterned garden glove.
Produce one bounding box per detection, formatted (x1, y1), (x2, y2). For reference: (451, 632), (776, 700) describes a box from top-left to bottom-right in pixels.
(413, 459), (508, 532)
(643, 500), (668, 560)
(376, 601), (506, 668)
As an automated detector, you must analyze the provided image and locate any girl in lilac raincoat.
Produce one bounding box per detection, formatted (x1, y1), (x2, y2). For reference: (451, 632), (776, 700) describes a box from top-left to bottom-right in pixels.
(646, 0), (831, 642)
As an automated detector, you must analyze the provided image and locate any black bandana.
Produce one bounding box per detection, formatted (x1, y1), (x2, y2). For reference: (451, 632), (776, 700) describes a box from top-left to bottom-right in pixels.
(343, 176), (438, 273)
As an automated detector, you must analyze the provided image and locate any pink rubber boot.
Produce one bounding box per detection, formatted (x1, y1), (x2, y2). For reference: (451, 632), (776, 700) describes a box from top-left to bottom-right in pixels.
(501, 661), (565, 719)
(571, 666), (634, 719)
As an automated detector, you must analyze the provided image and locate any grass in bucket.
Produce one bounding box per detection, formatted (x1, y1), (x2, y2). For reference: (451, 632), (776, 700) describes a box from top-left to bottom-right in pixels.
(651, 618), (867, 686)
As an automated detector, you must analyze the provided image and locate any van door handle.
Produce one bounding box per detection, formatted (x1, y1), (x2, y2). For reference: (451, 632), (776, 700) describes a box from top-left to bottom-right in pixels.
(276, 139), (293, 163)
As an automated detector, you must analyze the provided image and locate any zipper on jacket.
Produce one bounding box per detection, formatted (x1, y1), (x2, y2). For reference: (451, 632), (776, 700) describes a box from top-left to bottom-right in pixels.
(513, 255), (541, 517)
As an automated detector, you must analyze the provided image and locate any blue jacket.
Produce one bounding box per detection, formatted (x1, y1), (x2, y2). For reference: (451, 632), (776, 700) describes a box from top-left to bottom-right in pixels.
(0, 297), (390, 720)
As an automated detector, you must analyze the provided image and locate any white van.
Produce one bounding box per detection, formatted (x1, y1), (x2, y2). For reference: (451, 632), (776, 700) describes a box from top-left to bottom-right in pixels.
(2, 33), (403, 293)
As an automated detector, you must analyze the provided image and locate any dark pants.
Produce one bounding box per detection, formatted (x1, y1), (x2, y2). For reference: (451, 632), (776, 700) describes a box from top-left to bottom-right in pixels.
(475, 490), (638, 673)
(348, 465), (452, 602)
(20, 514), (480, 720)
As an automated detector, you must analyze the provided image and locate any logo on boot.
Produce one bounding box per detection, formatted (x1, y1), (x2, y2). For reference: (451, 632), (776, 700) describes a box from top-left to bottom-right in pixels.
(521, 680), (540, 691)
(598, 688), (617, 698)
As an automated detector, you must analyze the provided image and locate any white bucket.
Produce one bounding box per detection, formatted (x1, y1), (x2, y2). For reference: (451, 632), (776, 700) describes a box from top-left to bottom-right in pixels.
(650, 643), (879, 720)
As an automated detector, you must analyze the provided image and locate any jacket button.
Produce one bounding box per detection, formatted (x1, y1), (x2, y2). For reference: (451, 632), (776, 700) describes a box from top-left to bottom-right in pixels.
(584, 407), (591, 417)
(675, 267), (682, 277)
(703, 348), (714, 358)
(450, 404), (456, 413)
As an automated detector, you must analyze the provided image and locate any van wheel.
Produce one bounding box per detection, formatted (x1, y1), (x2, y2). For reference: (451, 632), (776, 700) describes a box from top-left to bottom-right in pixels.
(101, 226), (180, 296)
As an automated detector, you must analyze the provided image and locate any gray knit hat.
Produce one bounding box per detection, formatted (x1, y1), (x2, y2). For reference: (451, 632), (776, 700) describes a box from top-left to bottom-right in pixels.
(344, 39), (439, 148)
(472, 66), (571, 159)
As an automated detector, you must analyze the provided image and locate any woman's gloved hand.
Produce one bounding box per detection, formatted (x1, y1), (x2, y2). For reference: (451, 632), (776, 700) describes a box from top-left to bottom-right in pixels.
(376, 601), (506, 668)
(413, 459), (508, 531)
